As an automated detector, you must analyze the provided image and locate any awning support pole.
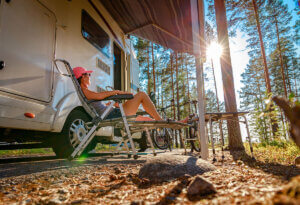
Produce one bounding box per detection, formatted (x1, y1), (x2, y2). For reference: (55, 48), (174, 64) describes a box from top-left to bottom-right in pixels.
(191, 0), (208, 159)
(195, 57), (208, 159)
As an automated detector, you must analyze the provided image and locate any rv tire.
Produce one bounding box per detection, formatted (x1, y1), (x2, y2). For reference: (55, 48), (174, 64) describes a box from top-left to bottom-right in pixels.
(52, 110), (97, 158)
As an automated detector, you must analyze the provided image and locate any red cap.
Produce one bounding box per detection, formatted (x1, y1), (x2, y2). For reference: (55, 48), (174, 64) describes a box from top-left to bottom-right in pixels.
(73, 67), (93, 79)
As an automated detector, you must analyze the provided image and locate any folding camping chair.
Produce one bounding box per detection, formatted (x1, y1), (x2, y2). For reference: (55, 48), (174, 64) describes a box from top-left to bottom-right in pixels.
(54, 59), (188, 160)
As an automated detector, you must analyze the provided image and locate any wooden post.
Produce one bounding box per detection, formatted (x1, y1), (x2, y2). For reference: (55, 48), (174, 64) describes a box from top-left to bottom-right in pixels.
(214, 0), (244, 150)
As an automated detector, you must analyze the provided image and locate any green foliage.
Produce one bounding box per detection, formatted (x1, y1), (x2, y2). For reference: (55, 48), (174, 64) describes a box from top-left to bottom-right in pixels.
(0, 148), (53, 156)
(246, 141), (300, 164)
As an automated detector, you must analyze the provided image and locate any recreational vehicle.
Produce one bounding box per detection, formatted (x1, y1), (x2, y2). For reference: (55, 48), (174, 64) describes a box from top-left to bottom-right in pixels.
(0, 0), (140, 157)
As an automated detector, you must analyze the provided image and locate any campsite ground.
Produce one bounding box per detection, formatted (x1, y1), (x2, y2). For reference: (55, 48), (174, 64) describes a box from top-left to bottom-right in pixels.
(0, 149), (299, 204)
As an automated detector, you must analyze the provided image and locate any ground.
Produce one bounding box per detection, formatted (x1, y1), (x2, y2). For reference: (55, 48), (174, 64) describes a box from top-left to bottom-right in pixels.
(0, 150), (299, 205)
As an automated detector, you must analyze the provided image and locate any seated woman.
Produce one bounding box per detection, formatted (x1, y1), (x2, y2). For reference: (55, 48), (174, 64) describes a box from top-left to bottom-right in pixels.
(73, 67), (164, 121)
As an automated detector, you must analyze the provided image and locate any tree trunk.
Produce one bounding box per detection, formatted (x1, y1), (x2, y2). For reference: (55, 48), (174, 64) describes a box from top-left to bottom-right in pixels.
(156, 70), (160, 107)
(151, 43), (156, 95)
(214, 0), (244, 151)
(283, 56), (292, 94)
(147, 43), (150, 95)
(170, 54), (176, 119)
(293, 69), (298, 97)
(274, 13), (287, 98)
(252, 0), (272, 93)
(211, 59), (224, 145)
(252, 0), (278, 135)
(256, 78), (268, 142)
(185, 55), (191, 113)
(170, 53), (178, 147)
(175, 53), (180, 121)
(161, 69), (164, 108)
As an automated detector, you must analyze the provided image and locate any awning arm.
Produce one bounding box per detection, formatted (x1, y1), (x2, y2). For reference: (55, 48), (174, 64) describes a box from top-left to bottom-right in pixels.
(125, 23), (193, 48)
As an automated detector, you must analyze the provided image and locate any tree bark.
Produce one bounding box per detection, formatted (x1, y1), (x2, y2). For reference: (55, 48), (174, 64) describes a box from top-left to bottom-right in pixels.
(175, 53), (184, 148)
(185, 55), (191, 113)
(252, 0), (278, 135)
(170, 54), (176, 119)
(147, 43), (150, 95)
(274, 13), (287, 98)
(161, 69), (164, 108)
(211, 59), (224, 145)
(175, 53), (180, 121)
(283, 56), (292, 94)
(151, 43), (156, 95)
(170, 53), (178, 147)
(214, 0), (244, 151)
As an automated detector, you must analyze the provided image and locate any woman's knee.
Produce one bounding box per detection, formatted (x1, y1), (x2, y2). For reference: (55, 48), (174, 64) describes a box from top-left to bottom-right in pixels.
(135, 91), (147, 99)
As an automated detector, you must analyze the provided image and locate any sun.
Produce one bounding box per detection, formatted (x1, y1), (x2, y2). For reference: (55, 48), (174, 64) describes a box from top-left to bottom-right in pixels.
(207, 42), (223, 62)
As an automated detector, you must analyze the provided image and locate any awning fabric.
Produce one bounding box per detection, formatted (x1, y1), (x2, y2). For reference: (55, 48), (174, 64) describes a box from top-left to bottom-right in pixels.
(99, 0), (200, 54)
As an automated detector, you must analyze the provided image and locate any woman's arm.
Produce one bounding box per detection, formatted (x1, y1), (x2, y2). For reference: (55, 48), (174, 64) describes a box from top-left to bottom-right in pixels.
(82, 87), (132, 100)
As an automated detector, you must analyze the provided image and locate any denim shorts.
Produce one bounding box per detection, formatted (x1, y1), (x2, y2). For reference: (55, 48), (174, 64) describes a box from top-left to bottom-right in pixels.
(105, 108), (122, 119)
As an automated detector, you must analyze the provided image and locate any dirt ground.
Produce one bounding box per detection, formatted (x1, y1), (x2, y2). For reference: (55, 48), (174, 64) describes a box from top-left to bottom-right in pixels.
(0, 150), (299, 205)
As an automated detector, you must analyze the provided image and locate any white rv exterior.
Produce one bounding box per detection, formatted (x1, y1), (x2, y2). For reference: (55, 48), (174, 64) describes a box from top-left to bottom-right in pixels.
(0, 0), (140, 155)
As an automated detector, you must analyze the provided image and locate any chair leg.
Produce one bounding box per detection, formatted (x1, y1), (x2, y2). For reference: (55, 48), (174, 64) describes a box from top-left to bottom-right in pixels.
(209, 117), (217, 162)
(145, 127), (156, 156)
(119, 104), (138, 159)
(114, 140), (124, 155)
(70, 124), (98, 159)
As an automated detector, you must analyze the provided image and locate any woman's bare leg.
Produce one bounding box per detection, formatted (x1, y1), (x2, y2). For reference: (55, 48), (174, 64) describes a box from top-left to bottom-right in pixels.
(122, 92), (163, 120)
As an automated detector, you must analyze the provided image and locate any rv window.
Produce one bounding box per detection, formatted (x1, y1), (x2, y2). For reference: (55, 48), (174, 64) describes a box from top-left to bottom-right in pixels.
(81, 10), (110, 57)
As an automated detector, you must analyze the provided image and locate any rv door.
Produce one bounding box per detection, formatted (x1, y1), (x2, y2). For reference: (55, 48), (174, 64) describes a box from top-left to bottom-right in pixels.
(0, 0), (56, 102)
(129, 55), (140, 93)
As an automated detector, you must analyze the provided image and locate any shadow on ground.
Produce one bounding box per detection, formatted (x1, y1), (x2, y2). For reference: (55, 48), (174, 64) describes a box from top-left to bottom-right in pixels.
(0, 153), (146, 179)
(231, 151), (300, 180)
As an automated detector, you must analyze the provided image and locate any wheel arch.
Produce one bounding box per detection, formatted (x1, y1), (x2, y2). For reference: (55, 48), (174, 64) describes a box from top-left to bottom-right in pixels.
(50, 91), (89, 132)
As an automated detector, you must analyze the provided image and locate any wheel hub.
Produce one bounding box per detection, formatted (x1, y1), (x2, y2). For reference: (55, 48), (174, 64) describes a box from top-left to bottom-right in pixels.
(69, 119), (88, 148)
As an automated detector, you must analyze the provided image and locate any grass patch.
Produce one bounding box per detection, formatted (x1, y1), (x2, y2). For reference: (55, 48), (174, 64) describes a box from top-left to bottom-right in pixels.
(0, 148), (54, 156)
(245, 141), (300, 165)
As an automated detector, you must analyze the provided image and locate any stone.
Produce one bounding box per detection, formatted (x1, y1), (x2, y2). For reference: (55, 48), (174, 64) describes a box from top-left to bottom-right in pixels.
(187, 176), (216, 197)
(114, 167), (121, 174)
(138, 154), (216, 183)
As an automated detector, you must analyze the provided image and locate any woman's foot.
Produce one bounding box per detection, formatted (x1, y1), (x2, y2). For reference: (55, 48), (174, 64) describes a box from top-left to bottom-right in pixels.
(178, 116), (189, 123)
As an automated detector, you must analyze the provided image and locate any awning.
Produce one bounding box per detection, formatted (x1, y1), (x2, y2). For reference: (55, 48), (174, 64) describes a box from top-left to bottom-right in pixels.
(98, 0), (202, 54)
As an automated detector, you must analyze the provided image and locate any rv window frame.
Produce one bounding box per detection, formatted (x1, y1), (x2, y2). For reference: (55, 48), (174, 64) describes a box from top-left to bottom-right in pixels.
(81, 9), (111, 58)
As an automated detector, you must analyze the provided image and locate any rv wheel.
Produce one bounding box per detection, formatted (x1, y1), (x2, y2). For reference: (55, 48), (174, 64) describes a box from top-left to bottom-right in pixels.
(52, 110), (97, 158)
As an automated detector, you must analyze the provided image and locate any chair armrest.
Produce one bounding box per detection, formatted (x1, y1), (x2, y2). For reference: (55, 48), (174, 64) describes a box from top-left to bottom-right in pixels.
(87, 94), (134, 104)
(105, 94), (134, 101)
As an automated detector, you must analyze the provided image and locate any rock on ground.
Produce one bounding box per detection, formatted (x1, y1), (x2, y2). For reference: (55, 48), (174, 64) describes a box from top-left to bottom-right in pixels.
(138, 154), (216, 183)
(187, 176), (217, 197)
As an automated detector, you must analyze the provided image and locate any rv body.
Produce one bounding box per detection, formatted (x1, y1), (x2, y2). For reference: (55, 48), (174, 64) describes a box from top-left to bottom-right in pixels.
(0, 0), (140, 150)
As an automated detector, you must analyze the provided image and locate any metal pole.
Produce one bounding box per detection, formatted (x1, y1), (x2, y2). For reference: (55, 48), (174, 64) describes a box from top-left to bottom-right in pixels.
(196, 0), (208, 159)
(189, 0), (208, 159)
(209, 116), (217, 162)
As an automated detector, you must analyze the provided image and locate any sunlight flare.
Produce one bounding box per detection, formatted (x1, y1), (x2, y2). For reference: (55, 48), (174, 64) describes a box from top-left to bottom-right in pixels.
(207, 42), (223, 61)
